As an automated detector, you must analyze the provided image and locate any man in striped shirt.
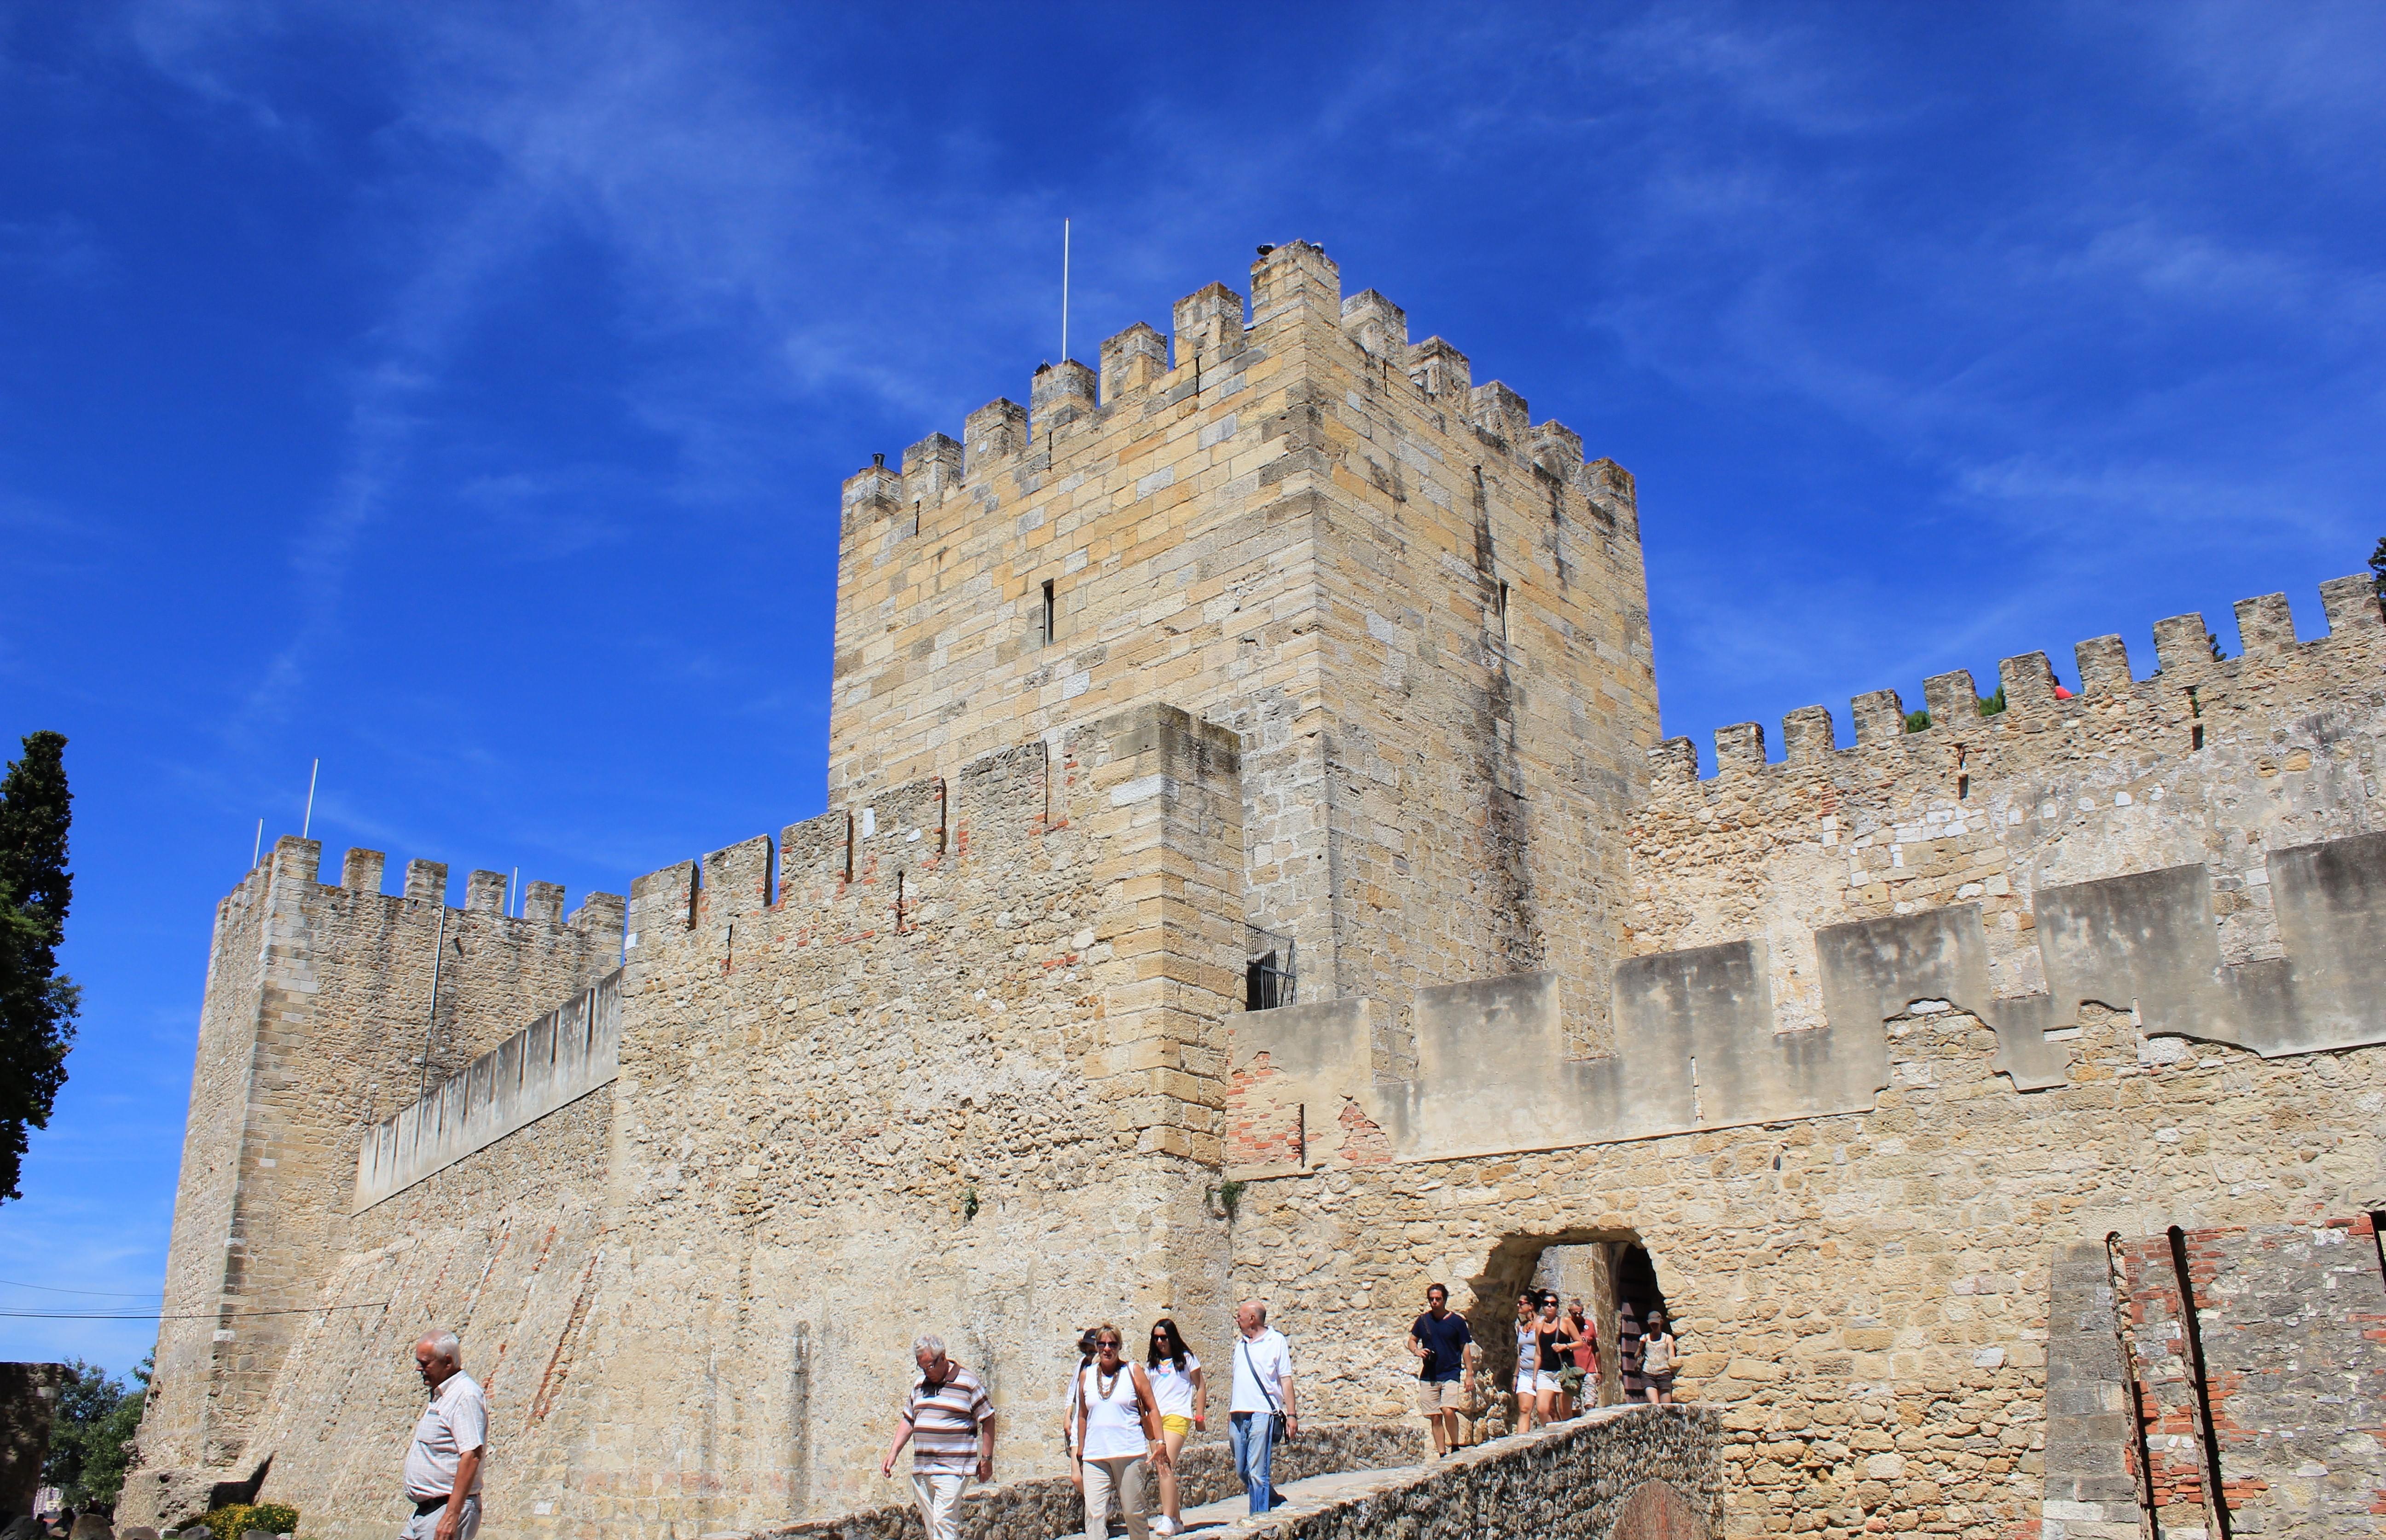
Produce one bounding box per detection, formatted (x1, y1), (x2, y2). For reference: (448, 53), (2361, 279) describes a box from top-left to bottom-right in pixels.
(879, 1333), (996, 1540)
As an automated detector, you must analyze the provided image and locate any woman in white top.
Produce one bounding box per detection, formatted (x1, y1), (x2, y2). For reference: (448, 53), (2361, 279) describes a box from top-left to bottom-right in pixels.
(1074, 1323), (1170, 1540)
(1639, 1309), (1679, 1405)
(1143, 1318), (1205, 1536)
(1512, 1292), (1542, 1434)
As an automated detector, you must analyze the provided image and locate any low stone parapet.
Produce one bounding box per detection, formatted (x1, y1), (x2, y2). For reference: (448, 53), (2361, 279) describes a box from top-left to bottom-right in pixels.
(1203, 1406), (1720, 1540)
(763, 1406), (1714, 1540)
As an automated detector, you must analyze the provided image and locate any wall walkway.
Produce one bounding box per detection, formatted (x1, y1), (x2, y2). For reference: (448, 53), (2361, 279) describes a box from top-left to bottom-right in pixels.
(762, 1405), (1719, 1540)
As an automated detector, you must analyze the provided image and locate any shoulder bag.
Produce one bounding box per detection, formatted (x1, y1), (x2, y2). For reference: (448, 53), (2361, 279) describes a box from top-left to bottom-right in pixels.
(1239, 1335), (1288, 1441)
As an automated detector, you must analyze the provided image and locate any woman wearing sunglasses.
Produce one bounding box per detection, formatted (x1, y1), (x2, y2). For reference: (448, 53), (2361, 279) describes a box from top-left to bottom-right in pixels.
(1074, 1323), (1170, 1540)
(1143, 1319), (1205, 1535)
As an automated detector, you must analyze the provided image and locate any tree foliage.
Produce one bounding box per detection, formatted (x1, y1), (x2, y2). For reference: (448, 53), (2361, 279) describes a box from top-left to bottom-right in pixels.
(2371, 534), (2385, 611)
(43, 1356), (144, 1511)
(0, 730), (76, 1203)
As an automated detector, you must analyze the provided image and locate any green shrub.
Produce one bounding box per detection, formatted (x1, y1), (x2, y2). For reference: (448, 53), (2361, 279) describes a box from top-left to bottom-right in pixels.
(203, 1502), (299, 1540)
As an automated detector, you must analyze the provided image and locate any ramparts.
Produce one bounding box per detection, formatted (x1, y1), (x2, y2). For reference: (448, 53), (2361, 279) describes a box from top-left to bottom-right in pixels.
(1230, 575), (2386, 1173)
(352, 970), (622, 1209)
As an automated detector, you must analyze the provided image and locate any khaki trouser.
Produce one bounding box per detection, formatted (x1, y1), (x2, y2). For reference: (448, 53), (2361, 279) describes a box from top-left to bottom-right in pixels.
(1081, 1454), (1150, 1540)
(910, 1471), (968, 1540)
(399, 1496), (480, 1540)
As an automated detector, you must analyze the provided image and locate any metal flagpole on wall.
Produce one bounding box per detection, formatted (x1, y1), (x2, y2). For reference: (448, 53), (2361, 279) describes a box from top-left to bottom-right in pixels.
(1061, 217), (1071, 361)
(301, 758), (319, 838)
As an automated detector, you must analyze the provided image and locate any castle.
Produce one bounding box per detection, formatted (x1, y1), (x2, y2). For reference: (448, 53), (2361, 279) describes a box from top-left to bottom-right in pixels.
(123, 241), (2386, 1540)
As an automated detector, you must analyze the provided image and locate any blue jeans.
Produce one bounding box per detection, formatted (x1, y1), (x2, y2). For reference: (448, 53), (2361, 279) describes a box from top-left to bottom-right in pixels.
(1229, 1410), (1279, 1514)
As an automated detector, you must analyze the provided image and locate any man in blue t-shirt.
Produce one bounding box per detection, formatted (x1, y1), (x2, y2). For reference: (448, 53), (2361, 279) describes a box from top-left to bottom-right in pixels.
(1407, 1283), (1477, 1457)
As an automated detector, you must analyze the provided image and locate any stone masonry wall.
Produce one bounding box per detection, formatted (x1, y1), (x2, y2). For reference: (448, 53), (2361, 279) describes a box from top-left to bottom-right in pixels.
(1242, 1404), (1720, 1540)
(1631, 576), (2386, 1040)
(127, 844), (624, 1530)
(755, 1405), (1710, 1540)
(184, 704), (1254, 1540)
(1212, 579), (2386, 1540)
(188, 1088), (615, 1539)
(1226, 998), (2385, 1540)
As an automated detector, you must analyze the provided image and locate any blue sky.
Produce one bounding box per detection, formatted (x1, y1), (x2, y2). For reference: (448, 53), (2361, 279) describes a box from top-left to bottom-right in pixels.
(3, 0), (2380, 1376)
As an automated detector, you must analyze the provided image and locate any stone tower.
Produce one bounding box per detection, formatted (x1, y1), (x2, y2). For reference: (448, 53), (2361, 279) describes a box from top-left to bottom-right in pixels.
(831, 238), (1660, 1071)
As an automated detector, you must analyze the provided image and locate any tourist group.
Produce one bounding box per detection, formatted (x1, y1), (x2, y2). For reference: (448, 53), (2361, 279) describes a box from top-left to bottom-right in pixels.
(883, 1285), (1680, 1540)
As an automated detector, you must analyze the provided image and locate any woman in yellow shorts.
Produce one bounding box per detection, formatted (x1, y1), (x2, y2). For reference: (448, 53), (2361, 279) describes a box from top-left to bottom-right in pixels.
(1143, 1318), (1205, 1535)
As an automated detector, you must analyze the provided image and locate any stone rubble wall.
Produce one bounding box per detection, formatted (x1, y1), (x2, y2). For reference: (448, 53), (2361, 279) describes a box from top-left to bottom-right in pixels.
(1223, 1405), (1720, 1540)
(759, 1407), (1707, 1540)
(1227, 988), (2385, 1540)
(755, 1419), (1425, 1540)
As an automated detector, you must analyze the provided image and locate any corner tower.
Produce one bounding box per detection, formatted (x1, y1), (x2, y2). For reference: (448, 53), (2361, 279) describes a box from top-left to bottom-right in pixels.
(830, 241), (1660, 1063)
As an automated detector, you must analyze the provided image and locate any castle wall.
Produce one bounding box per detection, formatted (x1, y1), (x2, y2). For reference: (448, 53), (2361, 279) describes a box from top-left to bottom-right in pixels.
(533, 706), (1242, 1530)
(173, 705), (1250, 1540)
(353, 971), (621, 1209)
(1217, 577), (2386, 1540)
(217, 1087), (615, 1540)
(1227, 998), (2386, 1539)
(1627, 575), (2386, 1045)
(127, 846), (625, 1529)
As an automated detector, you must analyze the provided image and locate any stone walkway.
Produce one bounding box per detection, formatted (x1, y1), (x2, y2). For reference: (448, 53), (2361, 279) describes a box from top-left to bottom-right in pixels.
(1060, 1403), (1656, 1538)
(1148, 1460), (1426, 1535)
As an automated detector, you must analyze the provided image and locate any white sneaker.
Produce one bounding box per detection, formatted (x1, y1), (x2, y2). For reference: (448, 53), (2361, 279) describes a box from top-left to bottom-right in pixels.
(1150, 1519), (1178, 1535)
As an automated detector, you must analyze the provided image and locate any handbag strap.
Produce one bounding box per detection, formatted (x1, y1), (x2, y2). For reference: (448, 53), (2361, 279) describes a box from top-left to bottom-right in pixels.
(1239, 1335), (1283, 1413)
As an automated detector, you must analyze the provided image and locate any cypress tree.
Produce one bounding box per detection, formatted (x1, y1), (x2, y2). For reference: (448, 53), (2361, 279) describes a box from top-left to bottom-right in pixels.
(0, 730), (77, 1203)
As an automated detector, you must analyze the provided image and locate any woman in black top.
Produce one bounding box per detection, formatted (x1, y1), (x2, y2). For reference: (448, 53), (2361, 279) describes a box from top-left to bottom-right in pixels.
(1530, 1295), (1567, 1428)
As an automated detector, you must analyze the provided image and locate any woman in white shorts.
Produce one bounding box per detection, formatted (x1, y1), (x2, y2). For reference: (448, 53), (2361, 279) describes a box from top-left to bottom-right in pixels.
(1527, 1295), (1567, 1427)
(1512, 1292), (1553, 1434)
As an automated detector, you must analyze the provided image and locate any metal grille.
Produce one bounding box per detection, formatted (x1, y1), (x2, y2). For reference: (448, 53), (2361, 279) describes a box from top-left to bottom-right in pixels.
(1245, 924), (1296, 1011)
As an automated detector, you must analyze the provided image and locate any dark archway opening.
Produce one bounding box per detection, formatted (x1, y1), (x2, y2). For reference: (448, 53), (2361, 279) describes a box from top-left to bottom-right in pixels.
(1462, 1229), (1671, 1414)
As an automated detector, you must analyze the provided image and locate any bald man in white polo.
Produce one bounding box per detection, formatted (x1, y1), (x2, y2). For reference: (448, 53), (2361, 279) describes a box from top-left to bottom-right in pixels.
(404, 1330), (487, 1540)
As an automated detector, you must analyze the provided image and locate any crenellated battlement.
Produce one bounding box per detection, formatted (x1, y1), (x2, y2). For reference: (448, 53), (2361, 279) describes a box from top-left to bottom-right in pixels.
(229, 835), (626, 937)
(1648, 574), (2386, 790)
(834, 238), (1628, 535)
(621, 744), (1051, 962)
